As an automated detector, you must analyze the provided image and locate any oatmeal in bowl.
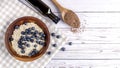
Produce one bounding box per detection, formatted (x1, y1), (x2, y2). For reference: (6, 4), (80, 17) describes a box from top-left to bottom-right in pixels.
(5, 16), (50, 61)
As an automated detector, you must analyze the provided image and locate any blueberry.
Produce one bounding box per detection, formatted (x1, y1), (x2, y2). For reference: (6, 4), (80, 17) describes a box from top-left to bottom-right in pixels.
(29, 51), (35, 56)
(30, 32), (33, 34)
(28, 49), (38, 56)
(42, 33), (46, 37)
(33, 33), (38, 37)
(25, 29), (31, 33)
(28, 53), (32, 57)
(51, 33), (55, 37)
(68, 42), (72, 45)
(39, 32), (45, 37)
(34, 45), (37, 47)
(39, 41), (42, 45)
(21, 49), (25, 53)
(52, 44), (57, 47)
(31, 35), (34, 38)
(31, 27), (35, 30)
(36, 41), (40, 44)
(31, 51), (35, 55)
(34, 34), (38, 38)
(39, 32), (42, 35)
(25, 29), (28, 32)
(18, 45), (24, 49)
(9, 36), (13, 41)
(25, 29), (31, 34)
(21, 31), (25, 35)
(23, 42), (27, 45)
(19, 38), (23, 42)
(56, 35), (61, 39)
(27, 31), (31, 35)
(14, 25), (19, 29)
(34, 30), (38, 34)
(26, 36), (30, 41)
(20, 36), (24, 39)
(18, 40), (22, 45)
(23, 23), (27, 25)
(40, 42), (45, 46)
(33, 49), (39, 53)
(60, 47), (66, 51)
(36, 37), (40, 40)
(23, 21), (28, 25)
(26, 44), (30, 47)
(20, 36), (25, 41)
(47, 51), (51, 55)
(41, 37), (45, 40)
(22, 37), (27, 41)
(26, 39), (29, 41)
(33, 32), (36, 35)
(30, 39), (34, 42)
(28, 28), (31, 30)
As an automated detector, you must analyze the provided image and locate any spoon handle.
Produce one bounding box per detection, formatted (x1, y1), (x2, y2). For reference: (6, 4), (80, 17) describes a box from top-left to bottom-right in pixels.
(51, 0), (65, 12)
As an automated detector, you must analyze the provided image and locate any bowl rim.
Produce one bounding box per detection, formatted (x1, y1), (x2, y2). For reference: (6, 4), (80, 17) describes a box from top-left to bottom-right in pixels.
(5, 16), (50, 62)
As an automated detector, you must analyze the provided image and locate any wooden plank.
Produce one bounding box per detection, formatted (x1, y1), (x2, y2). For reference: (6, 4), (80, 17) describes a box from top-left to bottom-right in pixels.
(59, 28), (120, 44)
(43, 0), (120, 12)
(55, 13), (120, 28)
(62, 44), (120, 51)
(46, 60), (120, 68)
(52, 50), (120, 59)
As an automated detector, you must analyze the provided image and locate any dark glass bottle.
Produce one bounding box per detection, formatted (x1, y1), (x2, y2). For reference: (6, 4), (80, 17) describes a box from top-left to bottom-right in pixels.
(26, 0), (60, 24)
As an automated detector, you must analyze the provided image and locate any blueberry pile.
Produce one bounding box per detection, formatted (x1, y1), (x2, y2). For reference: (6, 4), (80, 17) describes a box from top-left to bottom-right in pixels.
(16, 26), (46, 56)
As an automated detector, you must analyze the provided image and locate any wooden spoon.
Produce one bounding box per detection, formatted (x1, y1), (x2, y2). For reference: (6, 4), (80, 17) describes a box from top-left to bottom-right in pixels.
(51, 0), (80, 32)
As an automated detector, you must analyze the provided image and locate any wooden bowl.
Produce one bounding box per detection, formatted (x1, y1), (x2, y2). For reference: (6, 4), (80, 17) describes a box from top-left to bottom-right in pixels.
(5, 16), (50, 62)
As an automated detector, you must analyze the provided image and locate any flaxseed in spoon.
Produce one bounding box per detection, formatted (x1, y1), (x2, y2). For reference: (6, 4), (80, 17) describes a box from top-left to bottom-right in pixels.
(52, 0), (80, 32)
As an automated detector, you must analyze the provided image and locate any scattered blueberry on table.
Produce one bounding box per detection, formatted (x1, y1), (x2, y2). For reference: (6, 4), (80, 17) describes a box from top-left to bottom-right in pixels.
(52, 44), (57, 47)
(51, 33), (55, 37)
(47, 51), (51, 55)
(60, 47), (66, 51)
(56, 35), (61, 39)
(68, 42), (72, 45)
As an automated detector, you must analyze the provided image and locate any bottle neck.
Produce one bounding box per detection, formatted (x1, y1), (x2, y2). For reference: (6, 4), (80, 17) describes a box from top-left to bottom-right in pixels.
(27, 0), (60, 24)
(46, 12), (60, 24)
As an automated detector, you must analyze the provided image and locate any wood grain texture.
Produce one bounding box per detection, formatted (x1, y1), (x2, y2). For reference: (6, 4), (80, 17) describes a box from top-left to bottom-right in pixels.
(43, 0), (120, 68)
(43, 0), (120, 12)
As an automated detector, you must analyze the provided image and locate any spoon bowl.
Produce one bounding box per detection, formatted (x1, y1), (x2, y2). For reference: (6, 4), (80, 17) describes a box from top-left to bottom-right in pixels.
(52, 0), (80, 29)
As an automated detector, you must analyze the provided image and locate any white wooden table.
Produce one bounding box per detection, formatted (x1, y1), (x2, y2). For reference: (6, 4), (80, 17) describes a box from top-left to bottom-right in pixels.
(43, 0), (120, 68)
